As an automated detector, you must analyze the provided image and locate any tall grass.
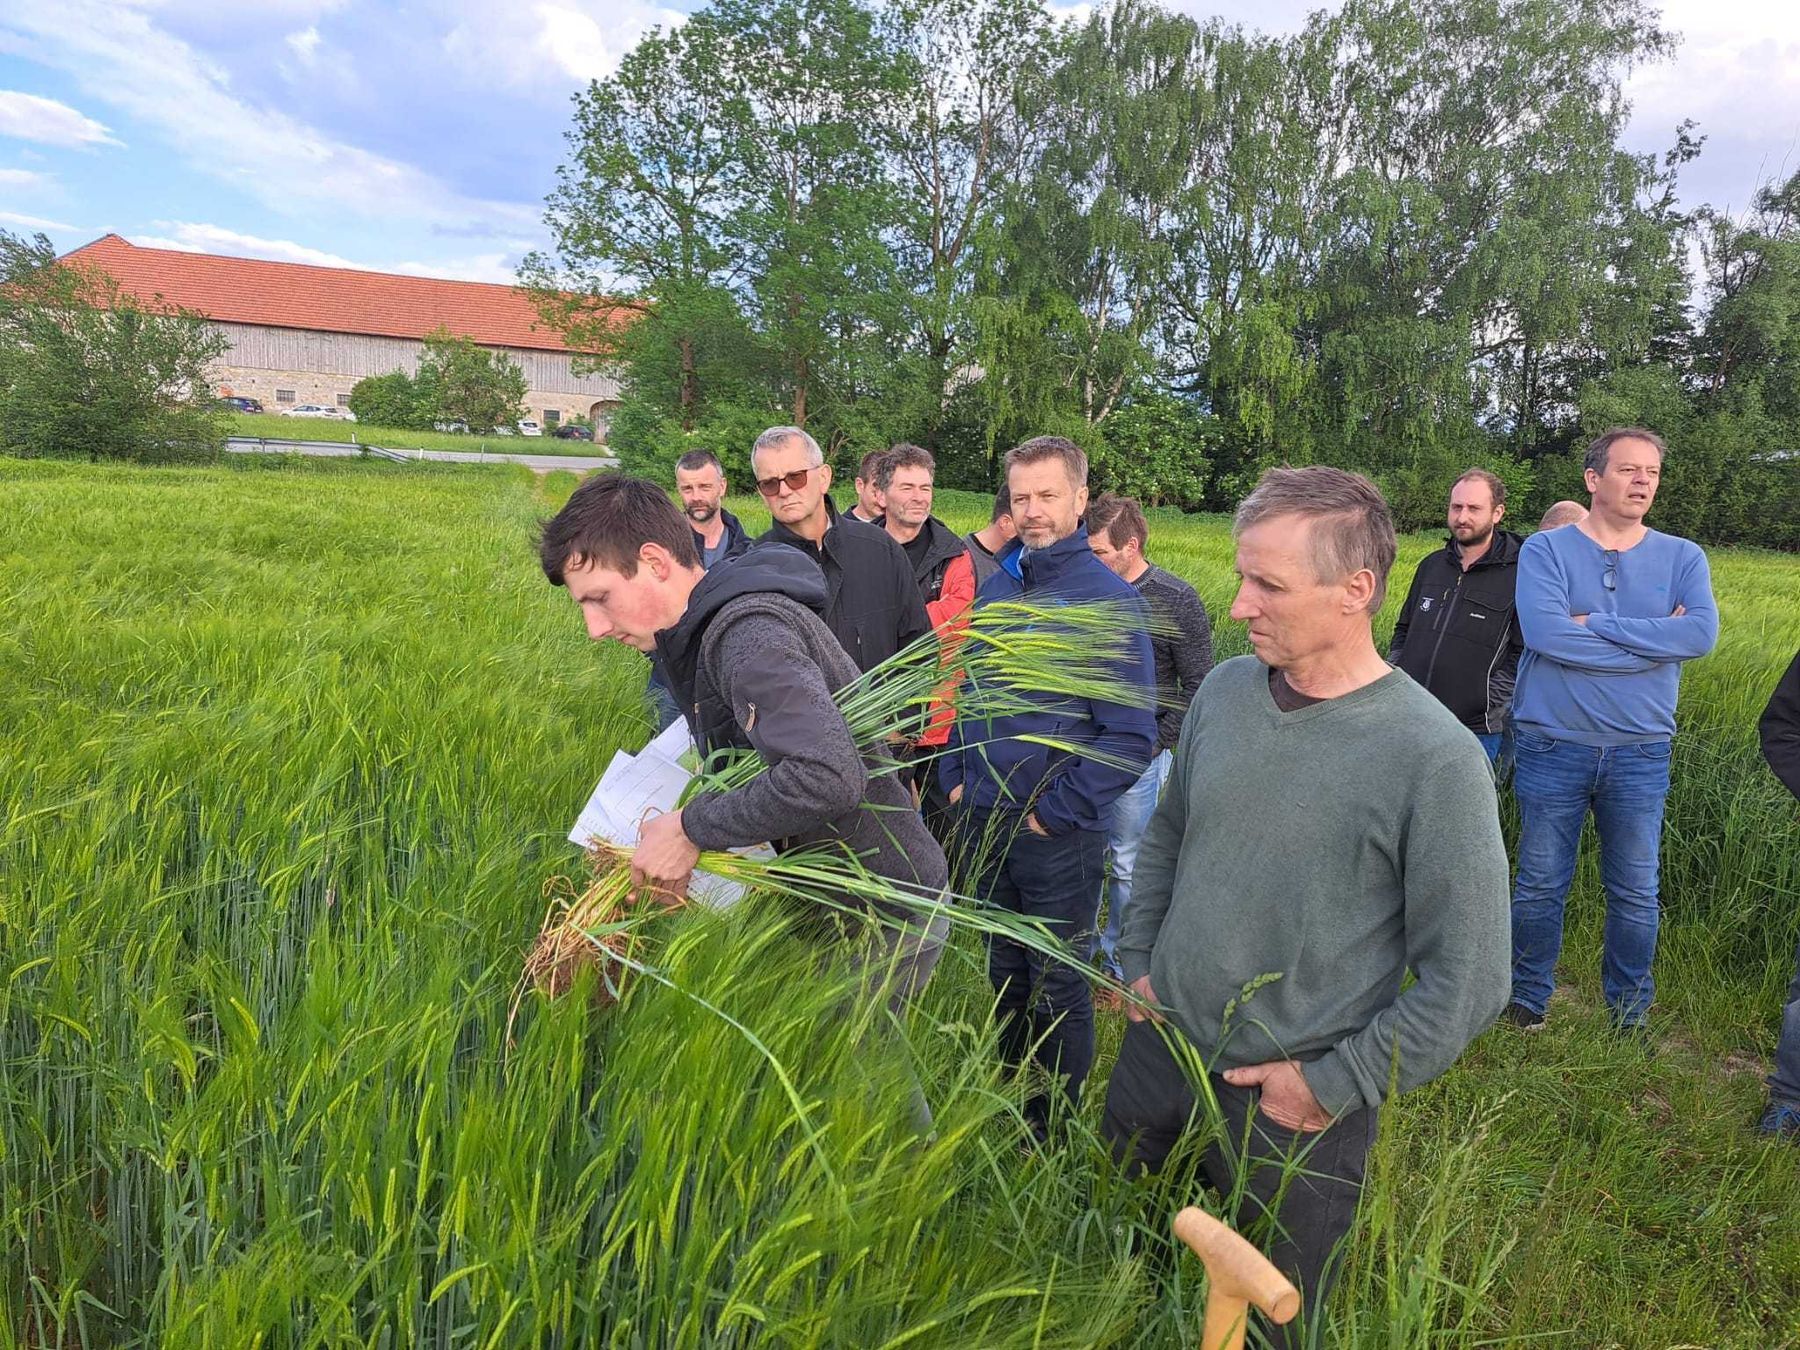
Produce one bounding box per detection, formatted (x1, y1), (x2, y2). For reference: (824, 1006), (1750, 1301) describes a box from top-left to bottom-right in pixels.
(3, 460), (1797, 1347)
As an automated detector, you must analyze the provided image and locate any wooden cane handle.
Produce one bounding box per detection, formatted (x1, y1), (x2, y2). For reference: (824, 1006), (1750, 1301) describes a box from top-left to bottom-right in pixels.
(1174, 1206), (1301, 1338)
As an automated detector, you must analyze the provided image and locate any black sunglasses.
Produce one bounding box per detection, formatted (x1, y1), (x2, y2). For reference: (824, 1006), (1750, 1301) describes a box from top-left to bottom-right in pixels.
(755, 467), (814, 497)
(1602, 548), (1618, 591)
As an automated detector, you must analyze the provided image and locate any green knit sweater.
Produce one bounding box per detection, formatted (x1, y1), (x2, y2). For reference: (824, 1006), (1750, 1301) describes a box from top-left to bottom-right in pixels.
(1118, 655), (1512, 1117)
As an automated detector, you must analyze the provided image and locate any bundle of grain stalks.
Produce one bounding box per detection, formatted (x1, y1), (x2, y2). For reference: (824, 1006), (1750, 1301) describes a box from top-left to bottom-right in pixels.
(519, 597), (1169, 1017)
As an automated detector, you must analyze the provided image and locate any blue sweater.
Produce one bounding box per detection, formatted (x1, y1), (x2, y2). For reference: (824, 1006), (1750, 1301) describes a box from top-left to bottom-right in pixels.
(939, 527), (1157, 834)
(1512, 525), (1718, 746)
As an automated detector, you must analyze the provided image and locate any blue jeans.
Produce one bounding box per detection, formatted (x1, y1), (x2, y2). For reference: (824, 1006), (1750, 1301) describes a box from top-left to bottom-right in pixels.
(1098, 750), (1172, 979)
(964, 810), (1107, 1137)
(1769, 934), (1800, 1105)
(1509, 730), (1672, 1025)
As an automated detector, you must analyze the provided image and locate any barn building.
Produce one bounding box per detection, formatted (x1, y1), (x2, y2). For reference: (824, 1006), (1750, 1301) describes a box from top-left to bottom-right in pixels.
(60, 234), (622, 437)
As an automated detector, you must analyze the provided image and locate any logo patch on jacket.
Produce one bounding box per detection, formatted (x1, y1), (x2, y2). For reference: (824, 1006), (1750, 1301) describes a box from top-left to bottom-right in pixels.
(1420, 598), (1433, 612)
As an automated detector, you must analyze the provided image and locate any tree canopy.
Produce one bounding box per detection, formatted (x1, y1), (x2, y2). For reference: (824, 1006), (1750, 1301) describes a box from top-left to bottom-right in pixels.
(527, 0), (1800, 547)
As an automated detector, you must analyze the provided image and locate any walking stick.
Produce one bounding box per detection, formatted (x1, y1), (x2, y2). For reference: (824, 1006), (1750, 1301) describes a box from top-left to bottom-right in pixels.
(1173, 1206), (1300, 1350)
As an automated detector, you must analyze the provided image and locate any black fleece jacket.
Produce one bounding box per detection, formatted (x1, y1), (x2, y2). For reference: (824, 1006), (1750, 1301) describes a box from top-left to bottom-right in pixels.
(1761, 649), (1800, 801)
(760, 500), (930, 673)
(1389, 530), (1525, 734)
(656, 546), (947, 916)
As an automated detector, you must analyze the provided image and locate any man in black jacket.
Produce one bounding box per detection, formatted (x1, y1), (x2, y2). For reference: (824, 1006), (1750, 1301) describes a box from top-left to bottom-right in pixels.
(538, 473), (950, 1065)
(675, 449), (750, 567)
(1758, 649), (1800, 1139)
(753, 426), (930, 674)
(646, 449), (751, 729)
(1389, 468), (1524, 762)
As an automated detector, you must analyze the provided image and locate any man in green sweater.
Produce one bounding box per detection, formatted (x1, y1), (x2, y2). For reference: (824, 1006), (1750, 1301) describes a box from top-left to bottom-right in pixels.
(1102, 466), (1511, 1341)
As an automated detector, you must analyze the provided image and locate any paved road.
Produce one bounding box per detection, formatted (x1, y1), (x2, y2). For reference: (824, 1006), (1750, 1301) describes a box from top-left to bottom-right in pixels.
(226, 436), (618, 472)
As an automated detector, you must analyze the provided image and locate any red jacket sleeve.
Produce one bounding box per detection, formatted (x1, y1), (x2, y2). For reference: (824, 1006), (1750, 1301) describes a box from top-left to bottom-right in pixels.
(926, 550), (975, 631)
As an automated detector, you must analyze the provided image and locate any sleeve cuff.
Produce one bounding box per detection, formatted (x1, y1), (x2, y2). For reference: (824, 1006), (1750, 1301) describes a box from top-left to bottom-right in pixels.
(677, 794), (733, 852)
(1300, 1050), (1365, 1120)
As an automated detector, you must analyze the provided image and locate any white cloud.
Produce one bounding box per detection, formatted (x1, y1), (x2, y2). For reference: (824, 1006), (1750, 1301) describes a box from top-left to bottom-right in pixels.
(441, 0), (684, 90)
(285, 26), (322, 65)
(0, 89), (121, 147)
(2, 0), (536, 235)
(1624, 2), (1800, 145)
(0, 166), (54, 190)
(0, 208), (77, 232)
(130, 219), (525, 284)
(131, 222), (363, 267)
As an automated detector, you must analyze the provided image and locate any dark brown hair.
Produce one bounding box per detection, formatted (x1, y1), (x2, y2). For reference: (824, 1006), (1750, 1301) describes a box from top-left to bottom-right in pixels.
(1585, 426), (1666, 476)
(674, 449), (724, 476)
(856, 447), (891, 483)
(1453, 467), (1507, 506)
(991, 483), (1013, 522)
(877, 443), (935, 491)
(1003, 435), (1088, 488)
(538, 471), (699, 585)
(1086, 493), (1148, 549)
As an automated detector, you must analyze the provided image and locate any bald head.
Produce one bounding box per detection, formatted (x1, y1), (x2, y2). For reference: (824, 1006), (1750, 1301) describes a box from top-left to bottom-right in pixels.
(1538, 500), (1587, 531)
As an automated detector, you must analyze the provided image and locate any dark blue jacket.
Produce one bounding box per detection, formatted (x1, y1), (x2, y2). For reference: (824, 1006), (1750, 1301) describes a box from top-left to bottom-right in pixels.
(938, 527), (1157, 834)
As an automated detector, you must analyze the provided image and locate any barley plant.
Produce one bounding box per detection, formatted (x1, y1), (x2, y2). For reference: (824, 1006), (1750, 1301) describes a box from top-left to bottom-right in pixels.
(3, 457), (1797, 1348)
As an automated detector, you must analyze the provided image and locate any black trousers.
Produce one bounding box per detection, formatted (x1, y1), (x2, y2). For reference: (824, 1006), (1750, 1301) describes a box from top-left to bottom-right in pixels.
(964, 810), (1107, 1137)
(1101, 1018), (1378, 1346)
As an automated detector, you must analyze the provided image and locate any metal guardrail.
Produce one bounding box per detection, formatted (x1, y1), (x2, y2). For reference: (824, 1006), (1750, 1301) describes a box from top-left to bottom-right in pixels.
(224, 436), (617, 469)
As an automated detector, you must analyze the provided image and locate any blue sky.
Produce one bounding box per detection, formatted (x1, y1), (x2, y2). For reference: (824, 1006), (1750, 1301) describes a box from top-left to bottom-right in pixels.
(1, 0), (1795, 284)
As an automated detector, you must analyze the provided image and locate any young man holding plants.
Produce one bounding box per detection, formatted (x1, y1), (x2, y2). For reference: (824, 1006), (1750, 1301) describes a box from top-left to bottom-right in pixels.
(1504, 427), (1719, 1035)
(1101, 467), (1511, 1344)
(539, 471), (948, 1012)
(939, 436), (1157, 1144)
(1083, 493), (1214, 992)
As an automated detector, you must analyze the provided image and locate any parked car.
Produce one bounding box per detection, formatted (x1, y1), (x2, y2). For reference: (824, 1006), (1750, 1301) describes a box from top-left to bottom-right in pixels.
(219, 396), (263, 413)
(517, 419), (543, 437)
(552, 423), (593, 441)
(433, 420), (469, 434)
(279, 403), (340, 418)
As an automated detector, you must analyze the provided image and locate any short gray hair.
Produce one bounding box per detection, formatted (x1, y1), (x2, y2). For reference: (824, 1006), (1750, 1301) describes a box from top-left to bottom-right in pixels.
(1585, 426), (1665, 476)
(752, 425), (824, 470)
(1233, 466), (1397, 613)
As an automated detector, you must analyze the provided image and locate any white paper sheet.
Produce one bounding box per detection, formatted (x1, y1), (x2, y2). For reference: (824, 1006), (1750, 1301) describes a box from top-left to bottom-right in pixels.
(568, 725), (767, 909)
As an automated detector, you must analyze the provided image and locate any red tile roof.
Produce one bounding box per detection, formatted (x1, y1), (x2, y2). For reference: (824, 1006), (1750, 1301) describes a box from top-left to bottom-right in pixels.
(59, 234), (618, 354)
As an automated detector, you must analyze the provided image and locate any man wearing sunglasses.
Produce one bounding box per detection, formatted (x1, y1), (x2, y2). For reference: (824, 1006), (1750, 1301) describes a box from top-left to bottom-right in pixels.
(1503, 427), (1718, 1036)
(753, 426), (930, 675)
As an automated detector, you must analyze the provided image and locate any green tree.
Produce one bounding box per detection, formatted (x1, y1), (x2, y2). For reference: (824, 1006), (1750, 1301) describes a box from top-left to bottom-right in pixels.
(0, 231), (227, 463)
(347, 371), (430, 430)
(523, 13), (759, 432)
(874, 0), (1056, 448)
(413, 328), (527, 434)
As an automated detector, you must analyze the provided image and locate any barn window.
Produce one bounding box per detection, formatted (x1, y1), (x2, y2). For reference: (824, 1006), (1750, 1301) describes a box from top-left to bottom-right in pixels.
(543, 409), (560, 426)
(336, 393), (352, 407)
(276, 389), (295, 403)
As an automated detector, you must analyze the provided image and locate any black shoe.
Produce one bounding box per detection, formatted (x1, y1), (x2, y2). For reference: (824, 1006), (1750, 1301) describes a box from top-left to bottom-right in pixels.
(1499, 1002), (1546, 1032)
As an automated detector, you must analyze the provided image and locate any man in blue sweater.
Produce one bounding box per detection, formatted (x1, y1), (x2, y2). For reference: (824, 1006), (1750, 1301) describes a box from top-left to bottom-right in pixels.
(1504, 427), (1719, 1034)
(940, 436), (1157, 1142)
